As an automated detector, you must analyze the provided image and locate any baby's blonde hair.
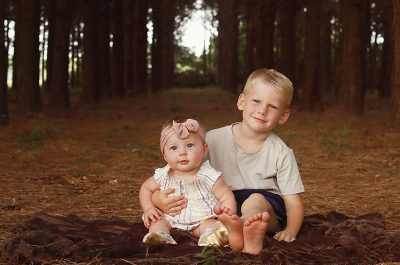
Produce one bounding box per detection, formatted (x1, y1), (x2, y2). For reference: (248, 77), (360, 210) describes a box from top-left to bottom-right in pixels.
(243, 68), (293, 107)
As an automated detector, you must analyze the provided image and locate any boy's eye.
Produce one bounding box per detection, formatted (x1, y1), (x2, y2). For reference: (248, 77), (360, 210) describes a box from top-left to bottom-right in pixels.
(187, 143), (194, 148)
(268, 104), (278, 110)
(170, 146), (177, 151)
(252, 99), (261, 104)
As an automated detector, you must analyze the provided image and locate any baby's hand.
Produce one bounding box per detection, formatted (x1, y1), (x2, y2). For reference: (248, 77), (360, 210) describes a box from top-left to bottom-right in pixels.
(143, 206), (164, 228)
(273, 230), (296, 242)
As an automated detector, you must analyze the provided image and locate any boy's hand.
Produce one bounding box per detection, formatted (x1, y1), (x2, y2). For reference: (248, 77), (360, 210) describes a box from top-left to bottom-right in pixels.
(143, 206), (164, 228)
(152, 188), (187, 216)
(273, 230), (296, 242)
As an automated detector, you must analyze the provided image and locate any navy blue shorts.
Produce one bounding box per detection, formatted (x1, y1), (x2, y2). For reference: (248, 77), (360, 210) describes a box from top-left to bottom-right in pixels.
(233, 189), (287, 229)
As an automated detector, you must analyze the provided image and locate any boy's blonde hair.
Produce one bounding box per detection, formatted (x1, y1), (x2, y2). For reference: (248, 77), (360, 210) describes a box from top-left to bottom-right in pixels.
(243, 68), (293, 107)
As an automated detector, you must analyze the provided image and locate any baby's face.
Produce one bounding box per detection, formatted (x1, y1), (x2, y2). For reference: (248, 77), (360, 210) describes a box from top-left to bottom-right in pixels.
(163, 132), (207, 176)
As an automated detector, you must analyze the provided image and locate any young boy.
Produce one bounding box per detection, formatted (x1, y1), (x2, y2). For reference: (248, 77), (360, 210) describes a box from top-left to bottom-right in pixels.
(153, 68), (305, 255)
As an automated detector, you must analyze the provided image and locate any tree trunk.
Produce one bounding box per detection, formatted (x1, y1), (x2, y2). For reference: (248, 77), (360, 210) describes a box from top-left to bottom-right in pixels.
(123, 0), (133, 93)
(339, 0), (368, 115)
(299, 0), (322, 112)
(112, 0), (124, 97)
(46, 0), (55, 94)
(49, 0), (72, 109)
(0, 0), (9, 124)
(256, 0), (275, 69)
(151, 0), (176, 92)
(319, 0), (333, 95)
(132, 0), (148, 94)
(15, 0), (42, 112)
(279, 0), (297, 103)
(379, 0), (393, 98)
(98, 0), (111, 96)
(81, 0), (101, 103)
(391, 0), (400, 126)
(217, 0), (238, 94)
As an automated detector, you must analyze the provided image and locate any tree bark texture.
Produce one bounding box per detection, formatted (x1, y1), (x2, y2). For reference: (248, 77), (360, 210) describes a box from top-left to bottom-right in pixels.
(279, 0), (297, 103)
(15, 0), (42, 112)
(132, 0), (149, 94)
(0, 0), (9, 124)
(339, 0), (368, 115)
(300, 0), (322, 112)
(151, 0), (176, 92)
(217, 0), (238, 93)
(81, 0), (101, 103)
(391, 0), (400, 126)
(112, 0), (124, 97)
(48, 0), (72, 108)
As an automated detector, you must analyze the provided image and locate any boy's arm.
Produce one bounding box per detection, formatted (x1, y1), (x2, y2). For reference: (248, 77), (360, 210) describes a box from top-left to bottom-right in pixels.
(152, 189), (187, 216)
(211, 176), (237, 212)
(273, 193), (304, 242)
(139, 177), (163, 226)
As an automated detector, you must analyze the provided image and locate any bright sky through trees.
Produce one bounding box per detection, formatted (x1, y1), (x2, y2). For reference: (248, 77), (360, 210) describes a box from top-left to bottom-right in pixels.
(180, 2), (216, 57)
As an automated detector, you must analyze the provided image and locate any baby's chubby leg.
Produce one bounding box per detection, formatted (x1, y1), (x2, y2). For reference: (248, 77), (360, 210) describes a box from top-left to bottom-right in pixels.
(143, 219), (176, 245)
(214, 205), (244, 251)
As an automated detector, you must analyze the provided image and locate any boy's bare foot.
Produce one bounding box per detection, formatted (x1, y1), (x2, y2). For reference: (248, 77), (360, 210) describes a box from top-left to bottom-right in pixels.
(214, 205), (244, 251)
(242, 212), (269, 255)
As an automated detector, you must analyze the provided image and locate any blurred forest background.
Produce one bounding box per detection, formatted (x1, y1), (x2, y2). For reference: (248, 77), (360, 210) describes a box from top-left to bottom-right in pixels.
(0, 0), (400, 125)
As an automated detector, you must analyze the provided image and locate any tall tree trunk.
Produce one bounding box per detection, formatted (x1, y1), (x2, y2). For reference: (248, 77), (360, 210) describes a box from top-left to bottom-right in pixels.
(123, 0), (134, 93)
(339, 0), (368, 115)
(299, 0), (322, 112)
(151, 0), (176, 92)
(46, 0), (55, 94)
(319, 0), (333, 95)
(256, 0), (275, 69)
(49, 0), (72, 109)
(391, 0), (400, 126)
(15, 0), (42, 112)
(279, 0), (297, 104)
(112, 0), (124, 97)
(132, 0), (148, 94)
(98, 0), (111, 96)
(379, 0), (393, 98)
(81, 0), (101, 103)
(0, 0), (9, 124)
(217, 0), (238, 94)
(244, 0), (257, 77)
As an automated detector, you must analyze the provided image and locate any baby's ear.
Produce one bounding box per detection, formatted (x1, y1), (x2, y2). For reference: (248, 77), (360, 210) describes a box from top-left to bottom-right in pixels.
(203, 142), (209, 155)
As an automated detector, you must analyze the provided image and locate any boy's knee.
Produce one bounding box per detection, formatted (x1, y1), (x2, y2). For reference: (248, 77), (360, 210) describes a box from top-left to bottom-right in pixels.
(242, 193), (272, 211)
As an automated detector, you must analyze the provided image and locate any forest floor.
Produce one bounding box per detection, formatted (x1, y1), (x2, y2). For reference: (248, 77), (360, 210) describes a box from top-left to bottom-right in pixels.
(0, 87), (400, 264)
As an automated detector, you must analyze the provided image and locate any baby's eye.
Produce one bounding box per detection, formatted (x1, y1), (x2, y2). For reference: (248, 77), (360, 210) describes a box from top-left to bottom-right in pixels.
(170, 146), (177, 151)
(252, 99), (261, 104)
(187, 143), (194, 148)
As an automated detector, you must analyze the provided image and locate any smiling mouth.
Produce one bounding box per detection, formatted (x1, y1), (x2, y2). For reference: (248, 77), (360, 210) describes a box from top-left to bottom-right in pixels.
(253, 116), (266, 122)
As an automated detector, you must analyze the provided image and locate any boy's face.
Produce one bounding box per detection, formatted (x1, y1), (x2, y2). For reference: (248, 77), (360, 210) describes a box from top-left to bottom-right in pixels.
(237, 82), (290, 134)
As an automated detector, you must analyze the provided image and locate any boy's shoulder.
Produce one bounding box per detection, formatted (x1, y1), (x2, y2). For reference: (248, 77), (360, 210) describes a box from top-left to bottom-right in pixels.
(206, 124), (232, 139)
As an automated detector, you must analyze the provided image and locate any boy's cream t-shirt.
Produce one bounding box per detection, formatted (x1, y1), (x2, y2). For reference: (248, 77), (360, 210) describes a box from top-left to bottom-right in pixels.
(206, 123), (304, 196)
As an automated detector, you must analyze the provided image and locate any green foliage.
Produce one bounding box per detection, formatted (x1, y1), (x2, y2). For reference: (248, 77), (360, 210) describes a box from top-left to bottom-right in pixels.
(194, 246), (224, 265)
(17, 124), (56, 146)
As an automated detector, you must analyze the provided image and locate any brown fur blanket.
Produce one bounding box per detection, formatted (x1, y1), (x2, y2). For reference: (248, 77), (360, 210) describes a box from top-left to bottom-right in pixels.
(2, 211), (400, 264)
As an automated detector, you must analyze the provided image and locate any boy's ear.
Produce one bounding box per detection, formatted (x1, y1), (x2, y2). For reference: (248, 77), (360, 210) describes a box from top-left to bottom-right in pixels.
(237, 93), (245, 110)
(278, 109), (290, 125)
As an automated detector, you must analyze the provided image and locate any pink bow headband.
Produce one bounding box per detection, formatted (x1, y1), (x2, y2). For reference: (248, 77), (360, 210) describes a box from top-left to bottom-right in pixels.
(160, 119), (206, 153)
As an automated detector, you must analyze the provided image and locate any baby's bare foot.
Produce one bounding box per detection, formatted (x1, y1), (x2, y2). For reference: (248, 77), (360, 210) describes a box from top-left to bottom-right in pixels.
(242, 212), (269, 255)
(214, 205), (244, 251)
